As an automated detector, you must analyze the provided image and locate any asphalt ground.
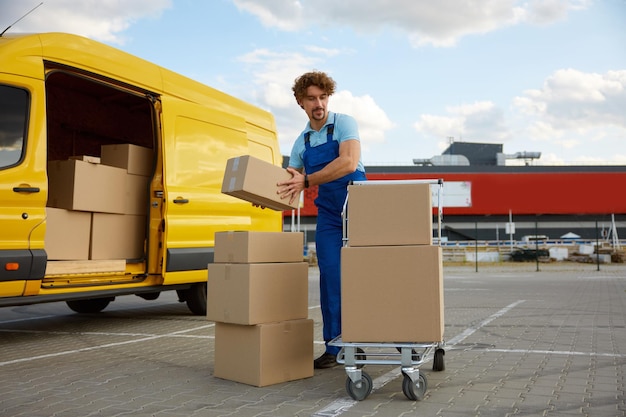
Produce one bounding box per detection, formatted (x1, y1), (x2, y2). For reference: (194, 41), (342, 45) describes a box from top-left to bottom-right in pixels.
(0, 262), (625, 417)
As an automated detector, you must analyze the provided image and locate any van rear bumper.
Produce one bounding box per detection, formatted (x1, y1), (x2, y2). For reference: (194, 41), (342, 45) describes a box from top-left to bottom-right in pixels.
(0, 249), (46, 281)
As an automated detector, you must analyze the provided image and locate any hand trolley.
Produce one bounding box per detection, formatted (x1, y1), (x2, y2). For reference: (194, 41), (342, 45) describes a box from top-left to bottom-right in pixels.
(329, 179), (446, 401)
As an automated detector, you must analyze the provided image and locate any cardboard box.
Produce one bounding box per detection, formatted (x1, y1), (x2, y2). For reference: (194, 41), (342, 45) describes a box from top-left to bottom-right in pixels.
(207, 262), (308, 324)
(347, 182), (433, 246)
(214, 231), (303, 263)
(45, 208), (91, 260)
(101, 144), (153, 176)
(47, 159), (127, 214)
(341, 245), (444, 342)
(221, 155), (298, 211)
(125, 174), (150, 215)
(214, 319), (314, 387)
(69, 155), (101, 164)
(90, 213), (146, 260)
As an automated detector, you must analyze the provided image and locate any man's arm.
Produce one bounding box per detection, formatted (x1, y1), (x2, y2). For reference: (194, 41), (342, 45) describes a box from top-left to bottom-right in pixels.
(276, 139), (361, 204)
(308, 139), (361, 186)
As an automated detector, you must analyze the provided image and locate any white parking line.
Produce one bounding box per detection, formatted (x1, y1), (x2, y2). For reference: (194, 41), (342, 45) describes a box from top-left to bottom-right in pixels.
(0, 324), (215, 367)
(447, 299), (526, 345)
(0, 315), (57, 324)
(484, 348), (626, 358)
(0, 327), (214, 338)
(311, 300), (526, 417)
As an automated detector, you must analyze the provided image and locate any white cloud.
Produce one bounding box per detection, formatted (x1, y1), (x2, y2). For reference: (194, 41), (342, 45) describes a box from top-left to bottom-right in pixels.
(232, 0), (304, 31)
(526, 0), (591, 25)
(515, 69), (626, 135)
(232, 0), (589, 47)
(414, 101), (512, 143)
(1, 0), (171, 44)
(413, 69), (626, 164)
(237, 48), (324, 110)
(331, 91), (395, 147)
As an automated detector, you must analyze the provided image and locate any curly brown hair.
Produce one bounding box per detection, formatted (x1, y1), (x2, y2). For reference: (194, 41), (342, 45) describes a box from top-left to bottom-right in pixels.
(292, 71), (336, 102)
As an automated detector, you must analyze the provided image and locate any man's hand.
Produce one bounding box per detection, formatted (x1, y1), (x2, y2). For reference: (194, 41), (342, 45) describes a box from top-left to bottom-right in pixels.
(277, 167), (305, 205)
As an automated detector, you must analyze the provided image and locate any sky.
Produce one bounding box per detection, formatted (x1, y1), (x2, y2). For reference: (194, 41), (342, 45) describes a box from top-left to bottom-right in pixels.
(2, 0), (625, 166)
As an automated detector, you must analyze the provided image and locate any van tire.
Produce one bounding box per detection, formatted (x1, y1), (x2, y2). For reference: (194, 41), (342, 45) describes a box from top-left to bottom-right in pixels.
(183, 283), (207, 315)
(66, 298), (113, 313)
(137, 292), (160, 301)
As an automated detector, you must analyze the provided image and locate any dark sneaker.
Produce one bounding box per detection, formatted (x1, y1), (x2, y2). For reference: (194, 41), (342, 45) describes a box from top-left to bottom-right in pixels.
(314, 352), (338, 369)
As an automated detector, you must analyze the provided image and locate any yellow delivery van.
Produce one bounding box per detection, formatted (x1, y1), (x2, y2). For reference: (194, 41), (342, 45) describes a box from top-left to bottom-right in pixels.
(0, 32), (283, 314)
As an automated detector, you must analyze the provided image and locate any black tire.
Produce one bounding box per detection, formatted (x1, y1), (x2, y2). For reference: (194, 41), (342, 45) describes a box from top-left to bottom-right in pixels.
(432, 348), (445, 372)
(66, 297), (113, 313)
(137, 292), (160, 301)
(184, 282), (207, 315)
(345, 372), (373, 401)
(402, 372), (427, 401)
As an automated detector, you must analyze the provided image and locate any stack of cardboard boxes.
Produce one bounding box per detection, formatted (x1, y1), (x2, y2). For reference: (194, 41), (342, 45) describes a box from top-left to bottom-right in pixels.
(341, 182), (445, 343)
(208, 231), (313, 387)
(45, 144), (152, 261)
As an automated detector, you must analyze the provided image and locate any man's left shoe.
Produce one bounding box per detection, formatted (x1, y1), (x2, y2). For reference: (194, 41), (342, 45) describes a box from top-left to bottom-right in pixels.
(314, 352), (338, 369)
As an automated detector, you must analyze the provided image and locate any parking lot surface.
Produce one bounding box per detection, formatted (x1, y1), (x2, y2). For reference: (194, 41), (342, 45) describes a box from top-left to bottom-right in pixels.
(1, 263), (625, 417)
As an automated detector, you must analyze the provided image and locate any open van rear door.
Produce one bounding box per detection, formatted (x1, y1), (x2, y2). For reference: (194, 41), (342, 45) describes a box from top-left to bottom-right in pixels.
(159, 97), (249, 280)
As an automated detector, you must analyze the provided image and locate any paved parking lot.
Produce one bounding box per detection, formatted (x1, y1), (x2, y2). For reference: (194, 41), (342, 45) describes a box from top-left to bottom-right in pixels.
(1, 263), (625, 417)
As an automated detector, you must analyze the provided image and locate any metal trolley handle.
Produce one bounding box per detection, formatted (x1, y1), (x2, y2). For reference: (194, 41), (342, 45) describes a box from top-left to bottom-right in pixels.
(341, 179), (444, 247)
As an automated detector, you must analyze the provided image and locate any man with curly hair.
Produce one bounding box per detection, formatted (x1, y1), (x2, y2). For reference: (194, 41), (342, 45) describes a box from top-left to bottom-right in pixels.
(278, 71), (367, 369)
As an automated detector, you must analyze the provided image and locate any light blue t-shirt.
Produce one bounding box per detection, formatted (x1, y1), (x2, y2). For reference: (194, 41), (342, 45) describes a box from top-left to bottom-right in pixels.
(289, 111), (365, 172)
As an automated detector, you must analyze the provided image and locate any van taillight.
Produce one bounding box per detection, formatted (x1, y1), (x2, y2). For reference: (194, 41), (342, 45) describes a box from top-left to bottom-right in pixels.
(5, 263), (19, 271)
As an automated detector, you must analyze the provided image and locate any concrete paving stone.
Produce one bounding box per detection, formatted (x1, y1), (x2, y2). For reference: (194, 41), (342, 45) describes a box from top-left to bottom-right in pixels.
(474, 400), (521, 416)
(516, 393), (556, 411)
(267, 404), (322, 417)
(166, 410), (221, 417)
(435, 409), (481, 417)
(458, 382), (498, 394)
(492, 387), (525, 399)
(586, 392), (624, 407)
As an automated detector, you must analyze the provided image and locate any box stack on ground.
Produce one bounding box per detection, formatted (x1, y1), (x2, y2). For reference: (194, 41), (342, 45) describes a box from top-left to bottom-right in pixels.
(341, 182), (445, 343)
(208, 231), (314, 387)
(45, 144), (152, 262)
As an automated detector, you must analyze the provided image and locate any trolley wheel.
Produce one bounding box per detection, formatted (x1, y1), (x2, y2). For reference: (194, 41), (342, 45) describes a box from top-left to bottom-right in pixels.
(402, 372), (428, 401)
(345, 372), (373, 401)
(432, 348), (445, 372)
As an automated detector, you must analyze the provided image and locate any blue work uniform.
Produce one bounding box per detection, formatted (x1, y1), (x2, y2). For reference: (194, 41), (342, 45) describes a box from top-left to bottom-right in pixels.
(289, 112), (366, 355)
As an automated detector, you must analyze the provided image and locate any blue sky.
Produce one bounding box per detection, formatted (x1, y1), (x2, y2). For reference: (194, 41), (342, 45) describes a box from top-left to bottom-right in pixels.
(2, 0), (625, 165)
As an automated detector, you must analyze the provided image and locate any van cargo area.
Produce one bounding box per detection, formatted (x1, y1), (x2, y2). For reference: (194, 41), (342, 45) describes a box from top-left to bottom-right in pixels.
(44, 68), (154, 267)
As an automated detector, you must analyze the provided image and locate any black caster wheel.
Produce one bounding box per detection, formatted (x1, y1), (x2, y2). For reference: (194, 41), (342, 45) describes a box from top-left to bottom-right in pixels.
(432, 348), (445, 371)
(345, 372), (373, 401)
(402, 372), (427, 401)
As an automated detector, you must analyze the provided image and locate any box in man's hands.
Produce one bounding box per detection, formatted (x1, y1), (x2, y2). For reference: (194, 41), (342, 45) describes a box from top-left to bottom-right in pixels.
(221, 155), (299, 211)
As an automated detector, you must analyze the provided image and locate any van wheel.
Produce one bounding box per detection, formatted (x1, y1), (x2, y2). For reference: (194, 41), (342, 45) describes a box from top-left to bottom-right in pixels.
(137, 292), (160, 301)
(182, 283), (207, 315)
(66, 297), (113, 313)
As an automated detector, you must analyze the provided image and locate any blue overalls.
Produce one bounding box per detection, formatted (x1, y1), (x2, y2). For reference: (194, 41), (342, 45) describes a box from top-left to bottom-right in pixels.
(303, 120), (366, 355)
